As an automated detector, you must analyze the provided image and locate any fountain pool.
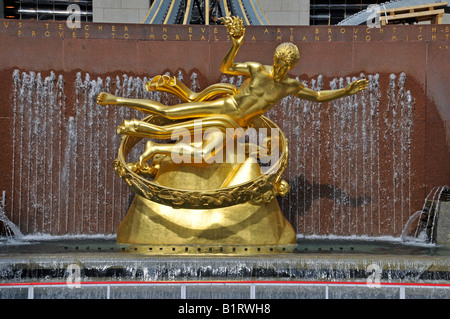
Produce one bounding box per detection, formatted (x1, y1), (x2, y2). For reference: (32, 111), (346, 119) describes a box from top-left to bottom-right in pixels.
(0, 235), (449, 299)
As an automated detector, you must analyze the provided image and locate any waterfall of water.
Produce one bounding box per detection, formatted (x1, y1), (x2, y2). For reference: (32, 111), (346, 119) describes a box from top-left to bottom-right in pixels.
(0, 191), (23, 239)
(10, 71), (148, 235)
(401, 185), (449, 243)
(267, 73), (413, 237)
(9, 70), (416, 237)
(401, 210), (423, 242)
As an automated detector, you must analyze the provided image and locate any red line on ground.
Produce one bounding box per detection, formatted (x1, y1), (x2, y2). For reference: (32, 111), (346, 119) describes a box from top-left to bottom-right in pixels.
(0, 280), (449, 287)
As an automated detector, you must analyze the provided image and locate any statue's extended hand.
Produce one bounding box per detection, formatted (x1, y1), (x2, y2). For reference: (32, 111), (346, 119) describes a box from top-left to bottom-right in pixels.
(219, 16), (245, 46)
(346, 79), (369, 95)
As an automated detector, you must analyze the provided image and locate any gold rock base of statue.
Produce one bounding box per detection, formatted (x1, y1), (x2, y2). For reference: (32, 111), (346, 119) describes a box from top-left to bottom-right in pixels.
(116, 154), (296, 248)
(117, 194), (296, 247)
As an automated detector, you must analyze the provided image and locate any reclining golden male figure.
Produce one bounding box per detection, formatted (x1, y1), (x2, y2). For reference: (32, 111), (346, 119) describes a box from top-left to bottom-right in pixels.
(95, 17), (370, 248)
(97, 16), (368, 167)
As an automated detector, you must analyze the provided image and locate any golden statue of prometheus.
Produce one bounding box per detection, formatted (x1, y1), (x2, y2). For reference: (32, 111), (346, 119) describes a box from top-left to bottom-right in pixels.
(96, 16), (368, 252)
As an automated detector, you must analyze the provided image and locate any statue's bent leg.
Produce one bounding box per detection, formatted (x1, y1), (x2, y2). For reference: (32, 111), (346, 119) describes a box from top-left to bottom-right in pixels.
(118, 115), (242, 139)
(117, 115), (240, 167)
(98, 92), (239, 121)
(139, 131), (228, 166)
(161, 98), (236, 120)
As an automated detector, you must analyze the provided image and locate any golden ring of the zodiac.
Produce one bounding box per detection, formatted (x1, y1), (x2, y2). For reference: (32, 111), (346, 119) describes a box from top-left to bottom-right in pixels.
(113, 114), (290, 210)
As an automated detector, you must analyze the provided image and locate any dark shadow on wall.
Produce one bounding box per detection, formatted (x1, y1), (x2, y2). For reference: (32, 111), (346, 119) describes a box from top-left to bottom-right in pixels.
(278, 175), (372, 216)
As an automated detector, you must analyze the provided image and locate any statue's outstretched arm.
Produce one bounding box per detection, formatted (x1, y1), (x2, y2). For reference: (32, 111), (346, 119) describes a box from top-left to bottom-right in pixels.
(219, 16), (250, 77)
(295, 79), (369, 103)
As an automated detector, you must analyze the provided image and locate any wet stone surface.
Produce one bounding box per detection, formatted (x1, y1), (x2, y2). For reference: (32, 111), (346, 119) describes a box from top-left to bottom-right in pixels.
(0, 236), (449, 283)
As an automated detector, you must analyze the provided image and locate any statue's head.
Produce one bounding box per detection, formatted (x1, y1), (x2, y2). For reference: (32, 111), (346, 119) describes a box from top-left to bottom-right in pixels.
(272, 43), (299, 81)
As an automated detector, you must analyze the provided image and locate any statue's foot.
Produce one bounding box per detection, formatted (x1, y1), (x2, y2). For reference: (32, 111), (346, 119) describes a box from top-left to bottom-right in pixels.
(97, 92), (117, 105)
(139, 140), (156, 167)
(117, 124), (126, 135)
(117, 119), (139, 135)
